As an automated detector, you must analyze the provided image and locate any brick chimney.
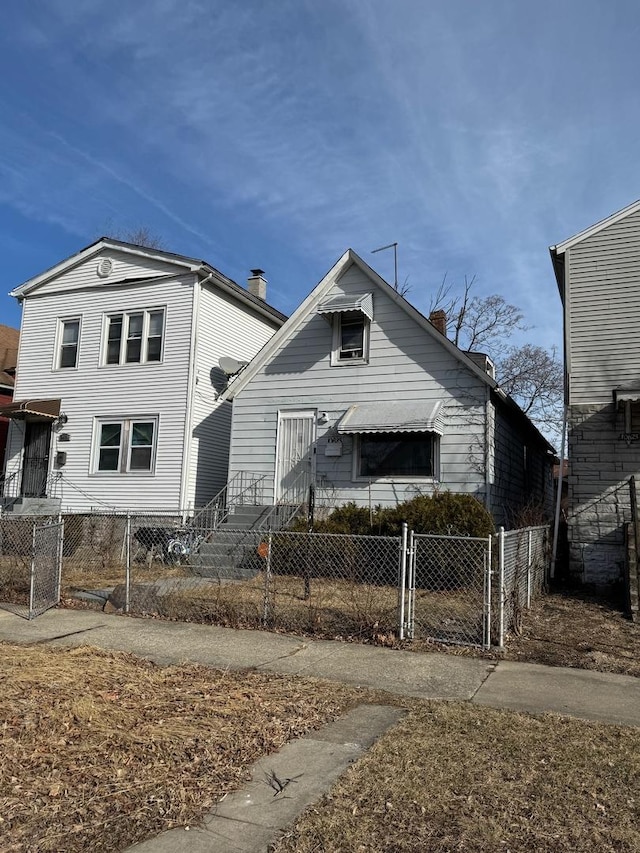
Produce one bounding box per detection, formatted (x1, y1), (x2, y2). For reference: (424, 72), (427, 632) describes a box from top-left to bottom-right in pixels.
(247, 269), (267, 301)
(429, 309), (447, 336)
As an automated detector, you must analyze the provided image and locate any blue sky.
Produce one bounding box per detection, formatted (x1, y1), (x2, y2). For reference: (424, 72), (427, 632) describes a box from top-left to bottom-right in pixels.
(1, 0), (638, 353)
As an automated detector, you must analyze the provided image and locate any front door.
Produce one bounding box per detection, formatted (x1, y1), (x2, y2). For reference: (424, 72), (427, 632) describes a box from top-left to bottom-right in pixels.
(275, 410), (316, 502)
(21, 421), (51, 498)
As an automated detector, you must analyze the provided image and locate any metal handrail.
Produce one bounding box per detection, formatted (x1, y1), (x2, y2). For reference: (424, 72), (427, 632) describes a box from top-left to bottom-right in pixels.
(191, 472), (267, 531)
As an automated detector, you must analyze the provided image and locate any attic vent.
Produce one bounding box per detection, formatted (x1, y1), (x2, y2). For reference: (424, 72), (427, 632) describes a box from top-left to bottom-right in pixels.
(96, 258), (113, 279)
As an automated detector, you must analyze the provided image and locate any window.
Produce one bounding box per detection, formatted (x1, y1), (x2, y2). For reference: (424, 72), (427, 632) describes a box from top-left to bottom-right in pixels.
(332, 312), (369, 364)
(95, 417), (158, 473)
(357, 433), (437, 478)
(57, 319), (80, 369)
(104, 309), (164, 365)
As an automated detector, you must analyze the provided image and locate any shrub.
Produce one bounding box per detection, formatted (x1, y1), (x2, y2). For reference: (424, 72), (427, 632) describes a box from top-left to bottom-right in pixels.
(379, 493), (495, 538)
(308, 493), (495, 539)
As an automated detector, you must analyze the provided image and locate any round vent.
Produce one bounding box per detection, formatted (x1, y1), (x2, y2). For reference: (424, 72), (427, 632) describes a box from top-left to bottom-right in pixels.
(96, 257), (113, 278)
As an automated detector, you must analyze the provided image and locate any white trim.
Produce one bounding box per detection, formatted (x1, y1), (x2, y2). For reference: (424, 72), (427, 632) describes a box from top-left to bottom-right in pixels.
(274, 409), (317, 502)
(53, 316), (82, 371)
(330, 313), (370, 365)
(91, 415), (159, 475)
(180, 278), (200, 508)
(100, 306), (166, 367)
(10, 239), (200, 298)
(352, 432), (440, 482)
(551, 198), (640, 255)
(222, 249), (498, 401)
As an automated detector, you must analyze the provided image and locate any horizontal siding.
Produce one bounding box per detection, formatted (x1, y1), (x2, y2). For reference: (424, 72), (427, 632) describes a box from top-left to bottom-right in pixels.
(568, 209), (640, 404)
(11, 273), (196, 511)
(28, 249), (185, 297)
(186, 284), (281, 507)
(229, 263), (489, 509)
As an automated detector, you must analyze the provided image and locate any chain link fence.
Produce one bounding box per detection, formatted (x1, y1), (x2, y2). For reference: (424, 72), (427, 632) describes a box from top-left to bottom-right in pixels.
(0, 517), (62, 619)
(0, 510), (550, 646)
(495, 525), (549, 644)
(406, 533), (491, 647)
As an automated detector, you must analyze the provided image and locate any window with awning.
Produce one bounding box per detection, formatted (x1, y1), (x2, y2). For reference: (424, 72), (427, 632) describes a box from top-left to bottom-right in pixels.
(337, 400), (445, 435)
(338, 401), (444, 479)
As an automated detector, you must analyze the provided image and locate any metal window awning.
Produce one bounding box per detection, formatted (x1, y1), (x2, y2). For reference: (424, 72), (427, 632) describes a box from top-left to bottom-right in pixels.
(0, 398), (61, 420)
(337, 400), (445, 435)
(317, 293), (374, 322)
(614, 387), (640, 404)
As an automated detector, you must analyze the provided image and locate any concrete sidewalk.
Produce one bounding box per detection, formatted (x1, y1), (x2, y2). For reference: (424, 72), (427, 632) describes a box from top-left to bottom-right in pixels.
(3, 607), (639, 852)
(1, 607), (639, 726)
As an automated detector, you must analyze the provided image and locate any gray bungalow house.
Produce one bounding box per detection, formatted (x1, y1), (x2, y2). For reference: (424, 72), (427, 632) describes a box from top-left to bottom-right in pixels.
(224, 250), (554, 526)
(551, 198), (640, 587)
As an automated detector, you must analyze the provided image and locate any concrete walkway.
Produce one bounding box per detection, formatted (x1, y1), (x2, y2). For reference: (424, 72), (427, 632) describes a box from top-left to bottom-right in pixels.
(1, 607), (639, 726)
(2, 607), (639, 852)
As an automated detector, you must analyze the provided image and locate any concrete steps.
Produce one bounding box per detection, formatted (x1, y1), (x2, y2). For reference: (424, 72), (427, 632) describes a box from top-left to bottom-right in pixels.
(191, 504), (302, 580)
(3, 497), (62, 516)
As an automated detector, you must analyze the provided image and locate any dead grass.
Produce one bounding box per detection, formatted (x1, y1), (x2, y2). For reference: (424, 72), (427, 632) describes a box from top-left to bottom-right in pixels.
(0, 643), (367, 853)
(58, 563), (640, 678)
(503, 589), (640, 677)
(272, 702), (640, 853)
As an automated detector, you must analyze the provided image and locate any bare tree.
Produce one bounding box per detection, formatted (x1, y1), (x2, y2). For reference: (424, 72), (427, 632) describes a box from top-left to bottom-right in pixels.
(431, 277), (563, 444)
(430, 275), (527, 350)
(99, 219), (165, 249)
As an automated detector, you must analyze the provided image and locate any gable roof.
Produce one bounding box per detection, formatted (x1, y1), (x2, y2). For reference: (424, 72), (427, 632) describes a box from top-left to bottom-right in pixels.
(0, 324), (19, 390)
(549, 199), (640, 300)
(550, 198), (640, 256)
(10, 238), (287, 324)
(222, 249), (555, 454)
(222, 249), (499, 399)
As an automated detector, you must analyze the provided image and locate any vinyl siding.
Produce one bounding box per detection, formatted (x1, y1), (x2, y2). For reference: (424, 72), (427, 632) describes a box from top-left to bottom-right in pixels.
(491, 403), (552, 526)
(26, 249), (184, 298)
(567, 208), (640, 404)
(229, 263), (490, 509)
(185, 284), (280, 507)
(9, 272), (196, 511)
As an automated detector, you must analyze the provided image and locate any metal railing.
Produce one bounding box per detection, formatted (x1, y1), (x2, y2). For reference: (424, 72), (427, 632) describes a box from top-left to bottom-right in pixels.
(191, 472), (267, 531)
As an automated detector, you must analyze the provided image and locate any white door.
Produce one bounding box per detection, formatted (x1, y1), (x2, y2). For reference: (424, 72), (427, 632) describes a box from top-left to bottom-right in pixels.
(275, 410), (316, 502)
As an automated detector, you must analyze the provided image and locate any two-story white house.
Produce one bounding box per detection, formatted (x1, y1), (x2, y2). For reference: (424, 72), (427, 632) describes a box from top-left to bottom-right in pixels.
(1, 238), (285, 513)
(551, 199), (640, 587)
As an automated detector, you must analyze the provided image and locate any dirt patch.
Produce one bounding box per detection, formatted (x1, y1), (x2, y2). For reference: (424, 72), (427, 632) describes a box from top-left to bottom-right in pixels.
(503, 589), (640, 677)
(272, 703), (640, 853)
(0, 643), (371, 853)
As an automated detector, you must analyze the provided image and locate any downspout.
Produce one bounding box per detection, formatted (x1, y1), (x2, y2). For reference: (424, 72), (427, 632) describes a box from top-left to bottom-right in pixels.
(178, 273), (210, 511)
(550, 404), (568, 580)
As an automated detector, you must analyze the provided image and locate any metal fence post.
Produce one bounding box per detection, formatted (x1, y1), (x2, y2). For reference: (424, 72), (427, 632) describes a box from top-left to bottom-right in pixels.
(498, 526), (505, 648)
(398, 522), (408, 640)
(408, 530), (416, 640)
(125, 513), (131, 614)
(28, 521), (36, 620)
(262, 530), (273, 627)
(485, 535), (492, 649)
(526, 529), (533, 608)
(56, 517), (64, 605)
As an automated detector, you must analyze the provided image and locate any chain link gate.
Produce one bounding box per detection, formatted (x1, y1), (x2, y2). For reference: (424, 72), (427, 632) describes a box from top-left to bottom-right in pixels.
(0, 518), (63, 620)
(400, 530), (492, 648)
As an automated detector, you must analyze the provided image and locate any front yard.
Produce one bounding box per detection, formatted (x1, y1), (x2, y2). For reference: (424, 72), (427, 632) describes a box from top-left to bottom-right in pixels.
(1, 642), (638, 853)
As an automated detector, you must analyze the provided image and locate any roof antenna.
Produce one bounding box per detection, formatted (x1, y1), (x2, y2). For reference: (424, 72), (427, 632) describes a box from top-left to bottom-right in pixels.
(371, 242), (398, 290)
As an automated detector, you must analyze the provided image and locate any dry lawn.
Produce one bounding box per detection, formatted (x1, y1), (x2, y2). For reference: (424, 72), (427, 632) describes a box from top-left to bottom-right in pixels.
(59, 563), (640, 677)
(273, 702), (640, 853)
(504, 589), (640, 677)
(0, 643), (365, 853)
